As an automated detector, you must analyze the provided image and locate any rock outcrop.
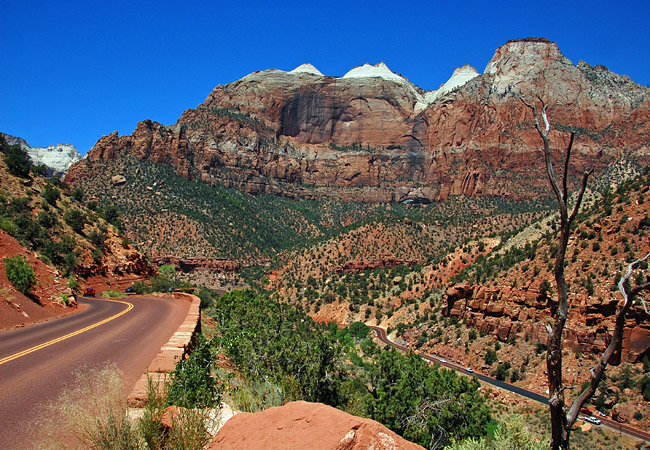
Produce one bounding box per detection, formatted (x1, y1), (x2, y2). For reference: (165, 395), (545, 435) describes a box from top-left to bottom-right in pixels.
(1, 132), (83, 176)
(151, 256), (241, 273)
(441, 283), (650, 364)
(209, 401), (425, 450)
(336, 257), (426, 274)
(67, 38), (650, 202)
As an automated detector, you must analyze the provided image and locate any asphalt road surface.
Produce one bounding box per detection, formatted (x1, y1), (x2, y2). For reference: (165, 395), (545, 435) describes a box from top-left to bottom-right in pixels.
(0, 295), (189, 449)
(368, 325), (650, 444)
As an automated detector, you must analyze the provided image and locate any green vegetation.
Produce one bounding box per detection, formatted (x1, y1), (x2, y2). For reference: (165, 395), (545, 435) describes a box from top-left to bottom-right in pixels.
(446, 414), (546, 450)
(45, 364), (213, 450)
(64, 209), (86, 234)
(43, 183), (61, 206)
(100, 290), (123, 298)
(202, 289), (491, 448)
(1, 135), (31, 178)
(208, 289), (340, 404)
(366, 349), (490, 447)
(167, 336), (221, 409)
(484, 349), (497, 365)
(3, 255), (36, 295)
(72, 154), (386, 261)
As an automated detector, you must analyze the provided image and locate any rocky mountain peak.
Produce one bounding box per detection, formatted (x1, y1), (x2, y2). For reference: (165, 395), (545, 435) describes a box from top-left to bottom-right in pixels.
(289, 63), (324, 76)
(422, 64), (479, 105)
(482, 37), (574, 96)
(485, 37), (568, 74)
(69, 38), (650, 205)
(342, 62), (407, 84)
(0, 132), (83, 176)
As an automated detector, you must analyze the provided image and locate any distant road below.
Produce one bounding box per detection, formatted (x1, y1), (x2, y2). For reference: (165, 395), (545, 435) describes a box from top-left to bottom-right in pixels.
(368, 325), (650, 444)
(0, 295), (189, 449)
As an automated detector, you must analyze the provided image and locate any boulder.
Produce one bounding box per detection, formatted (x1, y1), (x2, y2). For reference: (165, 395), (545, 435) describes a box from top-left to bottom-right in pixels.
(611, 402), (636, 423)
(209, 401), (425, 450)
(111, 174), (127, 185)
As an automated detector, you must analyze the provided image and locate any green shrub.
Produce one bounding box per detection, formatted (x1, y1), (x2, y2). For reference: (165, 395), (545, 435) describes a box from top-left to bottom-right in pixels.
(492, 362), (511, 381)
(102, 205), (121, 226)
(64, 209), (87, 234)
(484, 348), (497, 365)
(71, 187), (84, 202)
(167, 336), (221, 409)
(67, 276), (79, 291)
(1, 137), (31, 178)
(364, 350), (491, 447)
(88, 229), (107, 250)
(638, 375), (650, 401)
(446, 414), (546, 450)
(150, 275), (174, 293)
(38, 210), (56, 228)
(132, 280), (150, 295)
(63, 251), (79, 276)
(4, 255), (36, 295)
(101, 290), (122, 298)
(43, 183), (61, 206)
(197, 286), (218, 309)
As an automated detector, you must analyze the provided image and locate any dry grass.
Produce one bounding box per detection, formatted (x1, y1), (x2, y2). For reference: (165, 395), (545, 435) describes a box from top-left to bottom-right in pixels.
(37, 364), (216, 450)
(38, 364), (137, 449)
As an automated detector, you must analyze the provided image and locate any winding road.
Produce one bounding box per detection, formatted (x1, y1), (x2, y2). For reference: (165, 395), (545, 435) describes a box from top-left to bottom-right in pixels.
(368, 325), (650, 444)
(0, 295), (189, 449)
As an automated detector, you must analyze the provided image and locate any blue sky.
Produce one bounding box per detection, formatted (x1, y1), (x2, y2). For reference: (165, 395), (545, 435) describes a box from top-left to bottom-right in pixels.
(2, 0), (649, 154)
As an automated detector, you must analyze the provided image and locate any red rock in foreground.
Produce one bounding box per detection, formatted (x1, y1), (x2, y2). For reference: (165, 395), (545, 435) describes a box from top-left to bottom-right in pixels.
(209, 401), (425, 450)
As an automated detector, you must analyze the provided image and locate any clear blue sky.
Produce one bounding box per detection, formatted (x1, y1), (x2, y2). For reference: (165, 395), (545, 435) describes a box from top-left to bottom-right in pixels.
(2, 0), (649, 154)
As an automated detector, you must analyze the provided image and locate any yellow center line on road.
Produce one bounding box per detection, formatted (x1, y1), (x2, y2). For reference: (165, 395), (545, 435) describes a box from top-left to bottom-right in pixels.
(0, 298), (134, 366)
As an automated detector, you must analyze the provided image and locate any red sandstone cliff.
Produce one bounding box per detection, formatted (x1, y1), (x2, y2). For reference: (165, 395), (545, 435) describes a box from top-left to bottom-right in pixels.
(67, 38), (650, 202)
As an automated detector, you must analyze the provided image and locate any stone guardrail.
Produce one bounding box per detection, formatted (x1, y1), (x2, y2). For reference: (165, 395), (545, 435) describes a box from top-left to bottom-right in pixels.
(127, 292), (201, 407)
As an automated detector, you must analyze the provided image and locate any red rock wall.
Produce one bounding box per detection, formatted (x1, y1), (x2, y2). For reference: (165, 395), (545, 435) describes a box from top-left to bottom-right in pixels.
(441, 283), (650, 364)
(67, 39), (650, 203)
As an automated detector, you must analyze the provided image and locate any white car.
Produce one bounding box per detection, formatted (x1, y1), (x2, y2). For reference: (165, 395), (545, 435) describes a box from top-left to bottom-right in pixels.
(466, 367), (474, 373)
(583, 416), (601, 425)
(438, 358), (447, 363)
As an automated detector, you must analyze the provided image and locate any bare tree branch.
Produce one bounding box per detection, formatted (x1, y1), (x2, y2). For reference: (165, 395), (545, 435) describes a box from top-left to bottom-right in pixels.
(569, 168), (594, 223)
(520, 97), (565, 212)
(566, 252), (650, 427)
(562, 133), (574, 203)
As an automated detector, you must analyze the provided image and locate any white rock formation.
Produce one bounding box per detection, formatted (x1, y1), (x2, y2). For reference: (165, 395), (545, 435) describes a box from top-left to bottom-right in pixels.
(425, 65), (479, 103)
(289, 63), (324, 76)
(342, 62), (408, 84)
(28, 144), (82, 175)
(1, 132), (83, 176)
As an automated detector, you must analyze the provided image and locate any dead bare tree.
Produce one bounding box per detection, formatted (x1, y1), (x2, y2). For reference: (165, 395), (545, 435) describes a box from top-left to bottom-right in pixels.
(522, 97), (650, 449)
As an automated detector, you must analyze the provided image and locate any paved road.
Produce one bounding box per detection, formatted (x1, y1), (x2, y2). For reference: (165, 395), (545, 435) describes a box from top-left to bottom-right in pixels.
(368, 325), (650, 444)
(0, 295), (189, 449)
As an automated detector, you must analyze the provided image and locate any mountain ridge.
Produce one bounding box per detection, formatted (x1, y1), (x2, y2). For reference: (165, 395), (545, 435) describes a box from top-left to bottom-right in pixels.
(67, 38), (650, 204)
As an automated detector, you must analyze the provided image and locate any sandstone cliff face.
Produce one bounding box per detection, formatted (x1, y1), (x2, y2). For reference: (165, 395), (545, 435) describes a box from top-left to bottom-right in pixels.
(67, 38), (650, 202)
(441, 283), (650, 365)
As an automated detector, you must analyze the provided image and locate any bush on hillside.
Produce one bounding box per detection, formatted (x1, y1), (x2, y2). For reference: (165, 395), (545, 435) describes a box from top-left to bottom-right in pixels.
(43, 183), (61, 206)
(1, 137), (31, 178)
(64, 209), (86, 234)
(167, 336), (221, 409)
(4, 255), (36, 295)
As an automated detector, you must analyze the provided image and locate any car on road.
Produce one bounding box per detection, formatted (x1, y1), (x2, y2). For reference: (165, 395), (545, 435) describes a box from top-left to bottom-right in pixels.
(466, 367), (474, 373)
(582, 416), (601, 425)
(83, 287), (95, 297)
(438, 358), (447, 363)
(125, 286), (135, 294)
